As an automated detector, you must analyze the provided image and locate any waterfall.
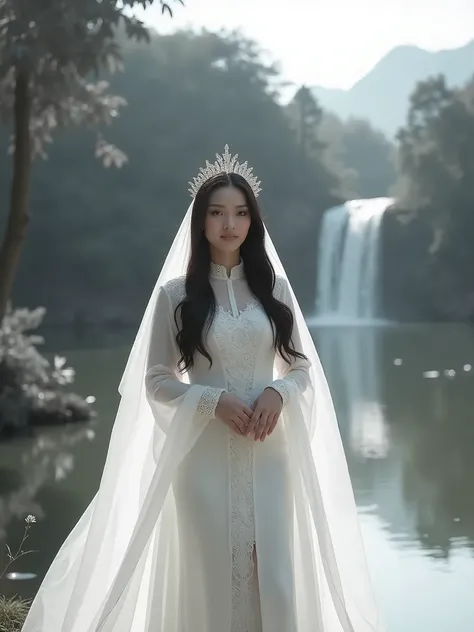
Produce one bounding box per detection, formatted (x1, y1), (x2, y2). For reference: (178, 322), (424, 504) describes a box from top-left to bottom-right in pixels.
(315, 197), (393, 323)
(315, 326), (389, 459)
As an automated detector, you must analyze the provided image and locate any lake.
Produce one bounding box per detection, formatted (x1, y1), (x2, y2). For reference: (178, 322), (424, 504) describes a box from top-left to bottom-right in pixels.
(1, 323), (474, 631)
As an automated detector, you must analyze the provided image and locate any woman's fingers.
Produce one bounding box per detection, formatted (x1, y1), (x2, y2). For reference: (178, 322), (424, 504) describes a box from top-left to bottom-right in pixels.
(245, 409), (261, 437)
(243, 405), (254, 419)
(267, 413), (279, 436)
(229, 419), (245, 435)
(260, 413), (278, 441)
(254, 412), (270, 442)
(234, 415), (249, 434)
(235, 412), (250, 432)
(235, 401), (279, 441)
(263, 413), (276, 441)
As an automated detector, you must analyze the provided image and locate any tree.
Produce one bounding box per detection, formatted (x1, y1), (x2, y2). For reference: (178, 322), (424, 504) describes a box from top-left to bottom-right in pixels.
(0, 0), (182, 322)
(318, 112), (396, 199)
(285, 86), (339, 203)
(316, 111), (358, 200)
(395, 74), (474, 319)
(341, 119), (396, 198)
(287, 86), (324, 163)
(0, 30), (340, 322)
(397, 74), (474, 240)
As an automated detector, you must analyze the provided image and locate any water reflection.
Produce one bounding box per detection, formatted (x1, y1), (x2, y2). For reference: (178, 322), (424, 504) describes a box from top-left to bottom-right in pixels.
(0, 423), (96, 596)
(0, 341), (129, 598)
(315, 326), (389, 459)
(0, 326), (473, 630)
(314, 324), (474, 558)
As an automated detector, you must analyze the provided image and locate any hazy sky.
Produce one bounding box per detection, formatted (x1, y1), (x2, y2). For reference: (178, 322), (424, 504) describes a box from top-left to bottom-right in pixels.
(142, 0), (474, 89)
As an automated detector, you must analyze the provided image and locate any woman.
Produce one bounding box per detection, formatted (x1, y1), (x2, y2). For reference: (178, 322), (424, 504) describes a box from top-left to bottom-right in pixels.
(22, 147), (383, 632)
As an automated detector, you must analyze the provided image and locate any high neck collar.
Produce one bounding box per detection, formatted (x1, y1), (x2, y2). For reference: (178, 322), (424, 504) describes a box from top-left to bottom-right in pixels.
(209, 260), (245, 280)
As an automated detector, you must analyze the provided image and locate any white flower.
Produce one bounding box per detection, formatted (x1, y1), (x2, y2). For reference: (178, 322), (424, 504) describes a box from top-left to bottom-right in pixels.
(54, 356), (66, 369)
(25, 514), (36, 524)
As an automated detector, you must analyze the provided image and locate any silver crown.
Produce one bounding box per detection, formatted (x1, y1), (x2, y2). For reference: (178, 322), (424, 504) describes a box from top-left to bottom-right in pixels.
(188, 145), (262, 199)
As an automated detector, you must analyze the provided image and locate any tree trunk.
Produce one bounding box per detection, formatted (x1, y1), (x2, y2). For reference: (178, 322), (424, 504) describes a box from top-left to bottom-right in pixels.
(0, 68), (32, 323)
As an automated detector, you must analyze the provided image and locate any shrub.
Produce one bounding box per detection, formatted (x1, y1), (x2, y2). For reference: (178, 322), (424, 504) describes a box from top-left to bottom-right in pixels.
(0, 595), (31, 632)
(0, 515), (36, 631)
(0, 306), (95, 435)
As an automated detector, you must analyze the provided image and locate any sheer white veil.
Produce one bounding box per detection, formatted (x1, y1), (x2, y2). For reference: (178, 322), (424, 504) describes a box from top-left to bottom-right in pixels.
(22, 199), (382, 632)
(117, 200), (381, 629)
(118, 201), (194, 397)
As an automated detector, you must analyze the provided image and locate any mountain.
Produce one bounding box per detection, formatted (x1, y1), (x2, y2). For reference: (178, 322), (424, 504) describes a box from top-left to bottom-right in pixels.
(312, 40), (474, 137)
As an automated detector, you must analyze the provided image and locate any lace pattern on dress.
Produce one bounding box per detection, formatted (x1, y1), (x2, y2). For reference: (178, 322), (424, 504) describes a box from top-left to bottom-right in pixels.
(268, 379), (290, 407)
(213, 304), (261, 632)
(196, 387), (225, 418)
(164, 276), (186, 306)
(217, 298), (259, 320)
(274, 275), (286, 302)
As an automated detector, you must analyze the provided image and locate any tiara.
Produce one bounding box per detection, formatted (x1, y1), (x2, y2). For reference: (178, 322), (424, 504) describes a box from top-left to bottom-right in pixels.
(188, 144), (262, 199)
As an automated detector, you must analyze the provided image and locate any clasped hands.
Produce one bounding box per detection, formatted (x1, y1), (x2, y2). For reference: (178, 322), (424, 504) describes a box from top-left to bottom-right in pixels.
(215, 388), (283, 442)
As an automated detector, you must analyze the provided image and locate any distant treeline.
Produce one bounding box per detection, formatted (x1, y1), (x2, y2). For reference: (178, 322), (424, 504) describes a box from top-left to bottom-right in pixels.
(1, 30), (472, 323)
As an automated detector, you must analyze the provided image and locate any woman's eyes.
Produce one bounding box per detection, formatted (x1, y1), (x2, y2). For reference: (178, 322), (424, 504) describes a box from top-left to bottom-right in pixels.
(209, 209), (248, 216)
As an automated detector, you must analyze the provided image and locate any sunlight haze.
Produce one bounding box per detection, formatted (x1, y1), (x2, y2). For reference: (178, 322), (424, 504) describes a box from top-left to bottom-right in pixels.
(142, 0), (474, 89)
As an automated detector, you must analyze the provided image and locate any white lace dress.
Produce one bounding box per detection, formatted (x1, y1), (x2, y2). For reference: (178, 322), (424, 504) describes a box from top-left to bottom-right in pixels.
(21, 259), (381, 632)
(145, 261), (311, 632)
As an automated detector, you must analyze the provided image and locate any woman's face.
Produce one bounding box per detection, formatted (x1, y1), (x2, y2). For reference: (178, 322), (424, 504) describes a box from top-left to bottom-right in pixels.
(204, 186), (251, 255)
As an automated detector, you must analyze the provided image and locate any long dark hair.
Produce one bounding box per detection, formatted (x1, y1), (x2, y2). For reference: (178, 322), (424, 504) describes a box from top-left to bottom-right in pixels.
(175, 172), (307, 371)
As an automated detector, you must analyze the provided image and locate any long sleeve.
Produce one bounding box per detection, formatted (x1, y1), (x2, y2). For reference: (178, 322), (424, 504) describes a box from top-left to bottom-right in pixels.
(268, 277), (312, 407)
(145, 283), (225, 418)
